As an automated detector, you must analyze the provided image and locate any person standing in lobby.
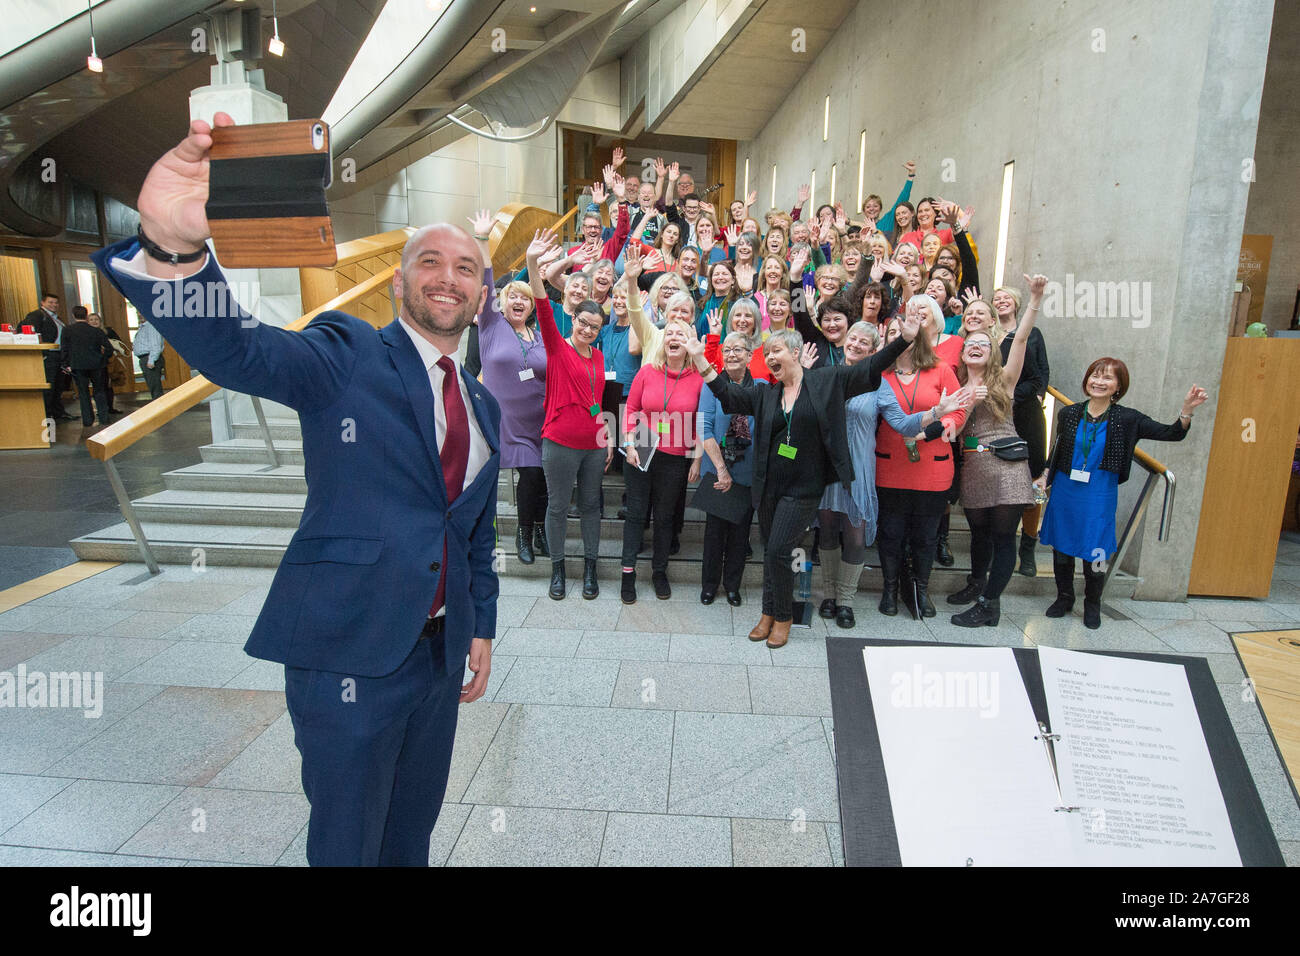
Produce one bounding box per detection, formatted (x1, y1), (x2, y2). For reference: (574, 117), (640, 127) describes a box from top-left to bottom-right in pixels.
(61, 306), (112, 427)
(91, 112), (500, 867)
(133, 318), (167, 400)
(26, 292), (73, 421)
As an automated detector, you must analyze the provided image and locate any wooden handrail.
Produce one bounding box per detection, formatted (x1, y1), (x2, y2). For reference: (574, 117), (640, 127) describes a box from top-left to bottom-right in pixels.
(85, 265), (397, 462)
(507, 204), (580, 272)
(1045, 384), (1168, 476)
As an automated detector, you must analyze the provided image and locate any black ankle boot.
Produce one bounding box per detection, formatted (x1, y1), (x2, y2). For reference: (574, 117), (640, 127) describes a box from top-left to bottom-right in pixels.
(1083, 572), (1104, 629)
(878, 553), (899, 616)
(621, 570), (636, 604)
(1018, 533), (1038, 577)
(935, 535), (954, 567)
(947, 577), (985, 605)
(533, 524), (550, 559)
(516, 526), (535, 565)
(819, 598), (838, 618)
(952, 596), (999, 627)
(548, 561), (566, 601)
(835, 605), (856, 629)
(915, 583), (936, 618)
(582, 558), (599, 599)
(653, 570), (671, 599)
(1045, 593), (1075, 617)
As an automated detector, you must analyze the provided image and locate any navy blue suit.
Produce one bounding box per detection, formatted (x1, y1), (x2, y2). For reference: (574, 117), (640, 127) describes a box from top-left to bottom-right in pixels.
(93, 238), (501, 865)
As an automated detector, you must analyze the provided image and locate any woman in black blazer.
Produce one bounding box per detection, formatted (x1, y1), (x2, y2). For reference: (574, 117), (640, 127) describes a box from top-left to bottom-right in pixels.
(684, 308), (922, 649)
(1034, 357), (1208, 628)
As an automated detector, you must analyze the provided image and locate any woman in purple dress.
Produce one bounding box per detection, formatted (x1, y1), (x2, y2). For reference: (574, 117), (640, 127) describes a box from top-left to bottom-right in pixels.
(471, 211), (549, 564)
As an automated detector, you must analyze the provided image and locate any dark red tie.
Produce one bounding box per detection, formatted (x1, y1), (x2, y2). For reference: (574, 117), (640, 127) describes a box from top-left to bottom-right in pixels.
(429, 356), (469, 617)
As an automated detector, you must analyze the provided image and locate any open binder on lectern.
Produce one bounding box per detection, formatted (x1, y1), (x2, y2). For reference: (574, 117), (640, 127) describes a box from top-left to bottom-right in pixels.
(861, 644), (1245, 866)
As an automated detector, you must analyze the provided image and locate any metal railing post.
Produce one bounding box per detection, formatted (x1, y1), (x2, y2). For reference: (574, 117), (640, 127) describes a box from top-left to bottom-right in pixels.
(1105, 472), (1158, 591)
(103, 459), (160, 574)
(248, 395), (280, 469)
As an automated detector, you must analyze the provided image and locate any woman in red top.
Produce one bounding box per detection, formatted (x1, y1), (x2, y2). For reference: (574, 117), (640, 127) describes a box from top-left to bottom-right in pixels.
(526, 229), (614, 602)
(620, 317), (706, 603)
(875, 299), (967, 618)
(703, 297), (769, 379)
(898, 197), (955, 250)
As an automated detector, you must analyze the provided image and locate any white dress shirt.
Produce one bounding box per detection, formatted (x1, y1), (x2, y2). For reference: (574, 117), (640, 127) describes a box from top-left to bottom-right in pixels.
(397, 317), (490, 495)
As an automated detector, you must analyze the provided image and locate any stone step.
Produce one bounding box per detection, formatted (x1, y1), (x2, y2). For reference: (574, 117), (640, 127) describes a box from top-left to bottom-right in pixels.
(131, 489), (308, 527)
(232, 422), (304, 441)
(163, 462), (309, 493)
(200, 438), (305, 465)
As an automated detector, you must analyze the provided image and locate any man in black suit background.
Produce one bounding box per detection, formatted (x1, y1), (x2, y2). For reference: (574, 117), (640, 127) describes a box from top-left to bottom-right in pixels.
(62, 305), (112, 427)
(25, 292), (72, 421)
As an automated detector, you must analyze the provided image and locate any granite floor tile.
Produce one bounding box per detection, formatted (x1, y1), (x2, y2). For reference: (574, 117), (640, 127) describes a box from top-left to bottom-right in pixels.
(616, 601), (733, 634)
(98, 611), (196, 639)
(118, 582), (253, 614)
(1216, 682), (1269, 736)
(160, 613), (258, 644)
(1013, 617), (1172, 652)
(611, 660), (751, 714)
(0, 604), (65, 632)
(47, 686), (285, 786)
(669, 631), (773, 665)
(1196, 651), (1248, 684)
(18, 634), (175, 682)
(0, 846), (186, 866)
(275, 822), (308, 867)
(576, 629), (670, 661)
(430, 802), (473, 866)
(211, 589), (271, 617)
(0, 773), (75, 833)
(1137, 620), (1237, 654)
(1, 779), (183, 853)
(117, 641), (256, 687)
(1280, 841), (1300, 868)
(206, 712), (301, 793)
(494, 656), (619, 707)
(447, 805), (605, 866)
(0, 631), (72, 670)
(1236, 734), (1300, 842)
(223, 659), (286, 692)
(445, 702), (512, 804)
(1110, 598), (1197, 622)
(0, 681), (166, 775)
(17, 606), (139, 636)
(464, 704), (673, 813)
(925, 616), (1032, 647)
(523, 597), (622, 630)
(747, 665), (832, 717)
(731, 817), (833, 866)
(599, 812), (731, 866)
(1187, 598), (1291, 623)
(494, 595), (537, 628)
(118, 786), (310, 865)
(492, 627), (582, 658)
(826, 820), (845, 866)
(669, 712), (838, 821)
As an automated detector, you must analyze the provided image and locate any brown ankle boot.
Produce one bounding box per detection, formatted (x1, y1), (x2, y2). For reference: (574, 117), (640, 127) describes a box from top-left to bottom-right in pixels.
(748, 614), (775, 641)
(766, 619), (792, 648)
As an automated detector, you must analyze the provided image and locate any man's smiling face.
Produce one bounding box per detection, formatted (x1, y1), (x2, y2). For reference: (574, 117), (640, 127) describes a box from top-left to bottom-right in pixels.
(397, 225), (486, 339)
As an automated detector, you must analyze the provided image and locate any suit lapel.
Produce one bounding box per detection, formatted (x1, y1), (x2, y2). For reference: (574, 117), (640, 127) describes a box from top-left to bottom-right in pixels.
(459, 366), (498, 455)
(381, 321), (447, 503)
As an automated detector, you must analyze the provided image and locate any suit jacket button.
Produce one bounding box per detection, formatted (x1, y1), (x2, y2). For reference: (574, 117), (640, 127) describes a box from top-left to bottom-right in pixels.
(429, 561), (440, 572)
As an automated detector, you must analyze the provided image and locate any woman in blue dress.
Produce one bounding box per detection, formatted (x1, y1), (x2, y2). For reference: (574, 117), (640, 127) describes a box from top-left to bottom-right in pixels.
(817, 316), (969, 628)
(1036, 357), (1208, 628)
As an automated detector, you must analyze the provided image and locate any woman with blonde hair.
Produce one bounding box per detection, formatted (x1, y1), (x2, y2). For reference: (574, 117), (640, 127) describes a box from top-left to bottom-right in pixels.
(647, 272), (685, 328)
(946, 275), (1048, 627)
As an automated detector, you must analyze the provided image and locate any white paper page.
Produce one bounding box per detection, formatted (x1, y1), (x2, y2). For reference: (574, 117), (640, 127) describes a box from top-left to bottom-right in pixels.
(863, 645), (1073, 866)
(1037, 646), (1241, 866)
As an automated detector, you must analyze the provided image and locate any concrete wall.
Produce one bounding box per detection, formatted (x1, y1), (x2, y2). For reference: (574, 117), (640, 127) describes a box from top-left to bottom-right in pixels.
(737, 0), (1275, 599)
(1242, 0), (1299, 332)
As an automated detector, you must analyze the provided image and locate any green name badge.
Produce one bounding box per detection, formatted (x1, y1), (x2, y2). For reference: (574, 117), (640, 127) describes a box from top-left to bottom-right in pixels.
(777, 443), (797, 460)
(589, 403), (601, 417)
(963, 435), (980, 450)
(657, 421), (670, 434)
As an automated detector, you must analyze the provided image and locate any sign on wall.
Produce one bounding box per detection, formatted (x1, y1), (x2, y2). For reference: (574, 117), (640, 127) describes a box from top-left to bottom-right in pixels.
(1237, 234), (1273, 329)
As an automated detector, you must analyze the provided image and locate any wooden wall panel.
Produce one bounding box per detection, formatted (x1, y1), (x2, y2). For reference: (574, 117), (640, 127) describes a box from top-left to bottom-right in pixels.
(1189, 338), (1300, 596)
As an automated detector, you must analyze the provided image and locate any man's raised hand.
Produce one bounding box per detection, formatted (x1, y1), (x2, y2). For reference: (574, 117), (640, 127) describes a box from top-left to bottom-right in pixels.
(138, 113), (241, 255)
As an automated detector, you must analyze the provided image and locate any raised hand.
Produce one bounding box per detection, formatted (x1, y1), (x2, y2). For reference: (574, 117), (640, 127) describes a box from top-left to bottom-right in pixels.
(654, 156), (667, 180)
(706, 308), (722, 336)
(683, 332), (708, 361)
(834, 207), (848, 233)
(903, 160), (916, 177)
(796, 183), (810, 205)
(735, 262), (755, 291)
(611, 146), (625, 168)
(1024, 273), (1049, 298)
(668, 161), (680, 181)
(789, 247), (809, 275)
(745, 190), (757, 209)
(591, 181), (607, 205)
(724, 224), (740, 245)
(1182, 385), (1209, 413)
(623, 243), (643, 282)
(602, 163), (616, 188)
(612, 174), (626, 201)
(961, 286), (979, 306)
(869, 258), (886, 282)
(899, 304), (922, 342)
(138, 113), (242, 256)
(799, 341), (819, 369)
(878, 257), (905, 278)
(526, 227), (557, 262)
(467, 208), (493, 238)
(701, 200), (715, 216)
(956, 205), (973, 231)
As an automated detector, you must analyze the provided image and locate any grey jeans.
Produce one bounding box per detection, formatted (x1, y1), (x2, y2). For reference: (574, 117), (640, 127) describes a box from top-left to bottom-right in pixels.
(541, 438), (605, 562)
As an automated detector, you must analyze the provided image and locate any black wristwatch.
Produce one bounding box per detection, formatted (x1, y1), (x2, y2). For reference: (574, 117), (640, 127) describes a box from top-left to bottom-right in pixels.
(137, 226), (206, 265)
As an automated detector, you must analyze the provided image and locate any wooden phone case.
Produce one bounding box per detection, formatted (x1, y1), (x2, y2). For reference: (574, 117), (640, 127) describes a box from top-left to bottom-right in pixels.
(206, 119), (337, 268)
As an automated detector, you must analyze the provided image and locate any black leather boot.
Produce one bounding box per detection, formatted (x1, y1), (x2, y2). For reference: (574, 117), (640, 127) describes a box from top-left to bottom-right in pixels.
(582, 558), (599, 599)
(516, 525), (535, 565)
(878, 552), (899, 616)
(900, 555), (919, 619)
(952, 596), (1000, 627)
(1046, 552), (1075, 617)
(935, 534), (954, 568)
(621, 569), (637, 605)
(533, 524), (550, 559)
(915, 582), (936, 618)
(1018, 533), (1038, 577)
(1083, 570), (1104, 629)
(548, 560), (566, 601)
(947, 576), (985, 605)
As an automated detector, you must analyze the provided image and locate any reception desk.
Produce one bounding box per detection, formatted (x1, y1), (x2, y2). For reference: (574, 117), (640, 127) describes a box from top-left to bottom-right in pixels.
(0, 342), (56, 449)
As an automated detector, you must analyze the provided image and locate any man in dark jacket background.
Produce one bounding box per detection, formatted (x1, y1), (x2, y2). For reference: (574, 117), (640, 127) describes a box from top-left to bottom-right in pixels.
(25, 292), (73, 421)
(61, 305), (112, 426)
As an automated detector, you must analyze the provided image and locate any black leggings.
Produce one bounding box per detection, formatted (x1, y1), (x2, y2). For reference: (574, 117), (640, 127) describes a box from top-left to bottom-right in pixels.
(876, 487), (947, 583)
(965, 503), (1025, 601)
(758, 494), (820, 621)
(515, 466), (548, 530)
(818, 509), (867, 563)
(622, 452), (690, 574)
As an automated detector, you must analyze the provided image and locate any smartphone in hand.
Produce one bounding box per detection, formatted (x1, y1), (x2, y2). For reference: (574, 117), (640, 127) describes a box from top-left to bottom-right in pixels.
(205, 119), (337, 268)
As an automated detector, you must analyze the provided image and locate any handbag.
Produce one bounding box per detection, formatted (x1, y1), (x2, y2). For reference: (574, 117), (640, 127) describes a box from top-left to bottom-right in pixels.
(988, 436), (1029, 461)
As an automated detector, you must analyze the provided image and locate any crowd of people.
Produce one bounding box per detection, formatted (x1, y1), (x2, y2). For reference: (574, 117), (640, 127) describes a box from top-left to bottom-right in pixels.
(467, 151), (1209, 647)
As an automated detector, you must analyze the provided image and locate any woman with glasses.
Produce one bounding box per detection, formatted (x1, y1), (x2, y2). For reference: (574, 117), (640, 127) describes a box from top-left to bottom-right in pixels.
(526, 229), (615, 602)
(945, 278), (1047, 627)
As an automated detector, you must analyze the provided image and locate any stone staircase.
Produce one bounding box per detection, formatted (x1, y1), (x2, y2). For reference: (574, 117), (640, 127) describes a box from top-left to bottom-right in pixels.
(71, 421), (1065, 595)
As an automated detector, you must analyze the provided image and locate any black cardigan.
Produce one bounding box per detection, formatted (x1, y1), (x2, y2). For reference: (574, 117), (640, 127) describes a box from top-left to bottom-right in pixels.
(707, 333), (909, 507)
(1047, 402), (1188, 485)
(1000, 326), (1050, 404)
